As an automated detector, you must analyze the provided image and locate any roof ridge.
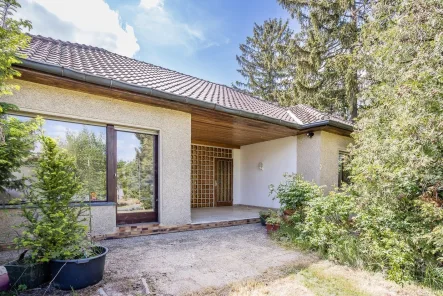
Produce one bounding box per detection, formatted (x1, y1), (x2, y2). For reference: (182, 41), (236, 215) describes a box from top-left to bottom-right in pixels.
(28, 34), (284, 111)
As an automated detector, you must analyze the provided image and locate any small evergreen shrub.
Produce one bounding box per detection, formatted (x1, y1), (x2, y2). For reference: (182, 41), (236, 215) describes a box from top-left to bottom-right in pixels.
(15, 134), (92, 263)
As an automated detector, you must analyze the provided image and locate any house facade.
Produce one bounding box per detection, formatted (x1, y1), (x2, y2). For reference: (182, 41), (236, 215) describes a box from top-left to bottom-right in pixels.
(0, 36), (352, 245)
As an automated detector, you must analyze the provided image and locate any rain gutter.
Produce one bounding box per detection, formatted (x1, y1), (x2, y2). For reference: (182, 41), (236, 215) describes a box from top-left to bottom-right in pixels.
(19, 59), (353, 132)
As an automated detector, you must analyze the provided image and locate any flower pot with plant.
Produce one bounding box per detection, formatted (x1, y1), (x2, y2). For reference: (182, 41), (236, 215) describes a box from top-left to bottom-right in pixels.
(259, 209), (272, 226)
(0, 105), (48, 290)
(15, 134), (107, 291)
(265, 212), (282, 233)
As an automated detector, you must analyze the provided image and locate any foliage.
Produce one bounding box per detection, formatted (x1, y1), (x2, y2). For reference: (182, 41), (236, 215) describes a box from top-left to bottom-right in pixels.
(259, 209), (272, 219)
(0, 107), (41, 198)
(0, 0), (31, 96)
(265, 211), (283, 225)
(63, 128), (106, 200)
(233, 18), (294, 103)
(269, 173), (324, 211)
(117, 133), (154, 210)
(14, 133), (92, 263)
(277, 0), (371, 118)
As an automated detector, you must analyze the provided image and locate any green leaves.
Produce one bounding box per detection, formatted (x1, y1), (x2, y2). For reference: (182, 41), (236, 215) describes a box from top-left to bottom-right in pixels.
(0, 0), (31, 97)
(15, 133), (91, 263)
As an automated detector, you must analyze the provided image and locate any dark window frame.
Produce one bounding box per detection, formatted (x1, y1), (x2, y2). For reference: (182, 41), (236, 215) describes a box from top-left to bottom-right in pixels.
(2, 114), (159, 215)
(338, 151), (350, 188)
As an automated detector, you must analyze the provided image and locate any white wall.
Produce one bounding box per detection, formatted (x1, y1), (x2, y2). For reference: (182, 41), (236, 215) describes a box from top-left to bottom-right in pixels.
(235, 136), (297, 208)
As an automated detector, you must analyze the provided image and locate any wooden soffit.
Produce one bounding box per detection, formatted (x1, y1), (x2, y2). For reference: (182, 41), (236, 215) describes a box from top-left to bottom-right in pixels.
(16, 68), (350, 149)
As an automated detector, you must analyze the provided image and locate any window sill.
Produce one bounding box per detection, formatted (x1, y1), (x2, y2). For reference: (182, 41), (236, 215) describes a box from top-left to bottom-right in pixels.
(0, 202), (116, 210)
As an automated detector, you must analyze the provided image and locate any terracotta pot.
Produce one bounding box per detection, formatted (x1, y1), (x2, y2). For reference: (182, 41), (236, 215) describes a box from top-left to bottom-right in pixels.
(283, 209), (295, 215)
(266, 223), (280, 233)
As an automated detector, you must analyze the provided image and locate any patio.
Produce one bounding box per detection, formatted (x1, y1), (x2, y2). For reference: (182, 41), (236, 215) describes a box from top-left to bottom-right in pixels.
(191, 205), (263, 224)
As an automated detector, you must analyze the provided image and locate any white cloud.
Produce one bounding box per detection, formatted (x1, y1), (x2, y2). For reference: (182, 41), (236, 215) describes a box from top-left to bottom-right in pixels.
(139, 0), (164, 10)
(135, 0), (216, 54)
(16, 0), (140, 57)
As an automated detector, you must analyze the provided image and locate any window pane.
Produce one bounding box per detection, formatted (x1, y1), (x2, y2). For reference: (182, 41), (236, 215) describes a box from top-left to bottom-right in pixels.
(116, 131), (155, 213)
(0, 116), (107, 204)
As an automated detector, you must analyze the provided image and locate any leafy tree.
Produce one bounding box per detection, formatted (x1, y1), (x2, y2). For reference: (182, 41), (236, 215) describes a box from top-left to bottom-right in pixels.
(63, 128), (106, 200)
(15, 134), (91, 262)
(0, 106), (41, 201)
(277, 0), (371, 118)
(0, 0), (31, 96)
(234, 18), (294, 103)
(347, 0), (443, 285)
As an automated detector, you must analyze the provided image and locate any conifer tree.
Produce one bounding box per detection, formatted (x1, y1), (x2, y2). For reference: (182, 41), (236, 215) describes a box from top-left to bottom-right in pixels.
(278, 0), (371, 118)
(234, 18), (294, 103)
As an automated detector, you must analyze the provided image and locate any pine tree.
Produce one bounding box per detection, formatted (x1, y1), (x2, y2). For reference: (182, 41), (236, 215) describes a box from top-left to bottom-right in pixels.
(16, 134), (91, 262)
(278, 0), (371, 118)
(234, 18), (294, 103)
(0, 0), (31, 96)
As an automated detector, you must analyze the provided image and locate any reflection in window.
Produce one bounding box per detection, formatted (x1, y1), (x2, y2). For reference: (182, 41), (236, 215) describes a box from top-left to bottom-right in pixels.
(117, 131), (155, 213)
(0, 115), (107, 204)
(338, 151), (350, 188)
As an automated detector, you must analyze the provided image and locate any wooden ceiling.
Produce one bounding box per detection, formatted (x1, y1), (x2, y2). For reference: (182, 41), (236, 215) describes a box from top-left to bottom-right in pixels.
(17, 68), (349, 149)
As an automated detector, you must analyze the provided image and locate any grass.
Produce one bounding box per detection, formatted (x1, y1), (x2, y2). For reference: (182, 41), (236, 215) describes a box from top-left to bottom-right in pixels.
(188, 260), (440, 296)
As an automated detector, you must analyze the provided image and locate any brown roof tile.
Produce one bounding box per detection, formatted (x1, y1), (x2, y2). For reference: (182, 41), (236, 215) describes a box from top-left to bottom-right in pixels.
(19, 35), (352, 128)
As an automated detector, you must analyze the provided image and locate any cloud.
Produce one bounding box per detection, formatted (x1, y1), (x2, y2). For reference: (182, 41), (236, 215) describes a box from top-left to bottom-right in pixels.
(134, 0), (218, 54)
(16, 0), (140, 57)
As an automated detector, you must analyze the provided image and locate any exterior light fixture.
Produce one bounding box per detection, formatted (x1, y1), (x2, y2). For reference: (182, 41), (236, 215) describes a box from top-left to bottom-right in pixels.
(307, 131), (314, 138)
(258, 162), (264, 171)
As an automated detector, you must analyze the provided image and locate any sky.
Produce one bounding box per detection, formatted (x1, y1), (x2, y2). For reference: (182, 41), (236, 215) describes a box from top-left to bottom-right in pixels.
(15, 0), (299, 86)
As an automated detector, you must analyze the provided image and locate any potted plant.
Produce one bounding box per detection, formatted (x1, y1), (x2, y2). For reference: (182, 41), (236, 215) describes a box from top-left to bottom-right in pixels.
(265, 212), (282, 233)
(259, 209), (272, 226)
(14, 134), (107, 291)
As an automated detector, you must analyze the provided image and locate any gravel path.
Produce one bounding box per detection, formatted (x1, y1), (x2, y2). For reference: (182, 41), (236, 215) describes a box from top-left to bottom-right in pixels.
(0, 224), (312, 295)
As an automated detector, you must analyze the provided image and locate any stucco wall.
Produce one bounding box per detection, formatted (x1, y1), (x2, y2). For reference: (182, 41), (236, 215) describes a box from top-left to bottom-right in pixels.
(297, 131), (352, 193)
(236, 136), (298, 208)
(1, 80), (192, 229)
(319, 131), (353, 192)
(0, 204), (116, 245)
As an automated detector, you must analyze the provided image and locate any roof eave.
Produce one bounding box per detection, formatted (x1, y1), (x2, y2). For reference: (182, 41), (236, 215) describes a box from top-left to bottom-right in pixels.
(18, 59), (353, 132)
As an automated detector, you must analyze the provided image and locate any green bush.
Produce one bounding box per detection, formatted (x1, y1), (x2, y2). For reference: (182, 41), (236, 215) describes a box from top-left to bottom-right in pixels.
(269, 173), (324, 211)
(14, 134), (92, 263)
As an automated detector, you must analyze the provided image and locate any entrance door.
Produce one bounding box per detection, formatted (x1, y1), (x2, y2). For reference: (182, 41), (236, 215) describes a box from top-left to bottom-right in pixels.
(214, 158), (233, 206)
(116, 130), (158, 224)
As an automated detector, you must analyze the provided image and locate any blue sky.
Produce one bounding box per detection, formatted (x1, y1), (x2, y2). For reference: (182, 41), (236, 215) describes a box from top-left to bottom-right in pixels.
(17, 0), (299, 86)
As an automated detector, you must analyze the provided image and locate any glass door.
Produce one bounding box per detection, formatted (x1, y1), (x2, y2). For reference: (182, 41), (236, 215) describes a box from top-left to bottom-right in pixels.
(116, 130), (158, 224)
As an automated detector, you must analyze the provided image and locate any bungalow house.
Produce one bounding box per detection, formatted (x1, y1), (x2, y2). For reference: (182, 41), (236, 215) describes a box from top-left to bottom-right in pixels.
(0, 35), (352, 244)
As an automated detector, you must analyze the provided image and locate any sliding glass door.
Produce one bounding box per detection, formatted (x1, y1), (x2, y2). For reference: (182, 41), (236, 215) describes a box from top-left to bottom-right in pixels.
(115, 129), (158, 224)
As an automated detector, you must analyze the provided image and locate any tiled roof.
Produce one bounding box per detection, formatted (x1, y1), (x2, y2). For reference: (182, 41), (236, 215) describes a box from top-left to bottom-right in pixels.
(19, 35), (352, 128)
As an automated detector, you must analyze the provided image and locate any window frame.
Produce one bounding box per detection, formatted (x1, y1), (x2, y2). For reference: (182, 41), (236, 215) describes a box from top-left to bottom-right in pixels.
(338, 150), (350, 188)
(3, 112), (159, 211)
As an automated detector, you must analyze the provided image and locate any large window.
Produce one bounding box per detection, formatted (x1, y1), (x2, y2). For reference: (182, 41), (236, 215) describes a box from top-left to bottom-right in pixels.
(1, 115), (107, 204)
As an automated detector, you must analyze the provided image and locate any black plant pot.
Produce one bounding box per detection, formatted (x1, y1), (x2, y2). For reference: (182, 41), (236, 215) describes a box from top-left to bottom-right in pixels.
(260, 216), (267, 226)
(4, 261), (50, 290)
(50, 246), (108, 290)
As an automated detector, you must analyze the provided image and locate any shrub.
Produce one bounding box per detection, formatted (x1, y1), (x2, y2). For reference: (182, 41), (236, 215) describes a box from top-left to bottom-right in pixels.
(269, 173), (324, 211)
(14, 134), (92, 263)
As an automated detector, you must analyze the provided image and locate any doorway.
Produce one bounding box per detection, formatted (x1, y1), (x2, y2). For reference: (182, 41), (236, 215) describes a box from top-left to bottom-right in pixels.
(115, 129), (158, 224)
(215, 158), (233, 206)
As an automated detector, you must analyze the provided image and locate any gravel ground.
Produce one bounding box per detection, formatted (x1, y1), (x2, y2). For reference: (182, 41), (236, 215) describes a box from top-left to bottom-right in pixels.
(0, 224), (313, 295)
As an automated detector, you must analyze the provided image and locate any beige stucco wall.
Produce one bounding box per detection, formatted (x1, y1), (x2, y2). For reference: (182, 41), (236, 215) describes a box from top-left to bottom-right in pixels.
(0, 80), (191, 233)
(297, 131), (352, 193)
(0, 205), (115, 245)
